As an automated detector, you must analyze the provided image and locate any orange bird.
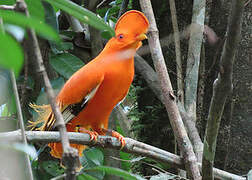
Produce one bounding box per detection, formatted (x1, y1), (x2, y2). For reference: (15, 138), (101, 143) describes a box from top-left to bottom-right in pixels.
(29, 10), (149, 159)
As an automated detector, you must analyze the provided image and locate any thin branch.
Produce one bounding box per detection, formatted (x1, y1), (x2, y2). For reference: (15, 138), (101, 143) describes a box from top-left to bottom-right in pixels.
(196, 45), (205, 127)
(0, 5), (15, 10)
(135, 54), (204, 165)
(139, 1), (201, 179)
(202, 0), (244, 179)
(15, 0), (79, 179)
(0, 130), (246, 180)
(184, 0), (205, 121)
(168, 1), (185, 176)
(10, 71), (34, 180)
(244, 0), (251, 6)
(177, 102), (203, 162)
(168, 0), (183, 104)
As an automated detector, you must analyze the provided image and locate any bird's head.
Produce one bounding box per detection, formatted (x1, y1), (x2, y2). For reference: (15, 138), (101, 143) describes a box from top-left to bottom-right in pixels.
(106, 10), (149, 53)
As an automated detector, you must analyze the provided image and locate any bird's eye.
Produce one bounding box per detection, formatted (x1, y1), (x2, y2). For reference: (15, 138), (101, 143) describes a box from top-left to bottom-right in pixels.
(117, 34), (124, 40)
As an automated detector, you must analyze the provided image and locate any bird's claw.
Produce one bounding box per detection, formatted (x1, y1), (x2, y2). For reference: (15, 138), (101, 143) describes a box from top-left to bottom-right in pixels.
(77, 127), (99, 144)
(110, 130), (126, 149)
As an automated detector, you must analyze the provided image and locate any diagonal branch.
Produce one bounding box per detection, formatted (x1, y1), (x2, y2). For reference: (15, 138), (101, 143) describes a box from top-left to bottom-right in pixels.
(202, 0), (244, 179)
(10, 71), (34, 180)
(139, 0), (201, 179)
(0, 130), (246, 180)
(15, 0), (79, 179)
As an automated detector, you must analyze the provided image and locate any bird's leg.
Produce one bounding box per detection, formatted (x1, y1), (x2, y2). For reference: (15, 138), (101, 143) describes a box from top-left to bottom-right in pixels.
(75, 125), (99, 143)
(100, 128), (126, 149)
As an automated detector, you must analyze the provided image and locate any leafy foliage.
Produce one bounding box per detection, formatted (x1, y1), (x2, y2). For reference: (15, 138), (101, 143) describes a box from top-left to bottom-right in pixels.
(50, 53), (84, 79)
(0, 9), (60, 42)
(44, 0), (115, 37)
(0, 33), (23, 76)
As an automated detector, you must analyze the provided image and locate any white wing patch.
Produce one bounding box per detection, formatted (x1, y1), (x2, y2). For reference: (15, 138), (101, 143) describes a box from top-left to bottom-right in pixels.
(57, 83), (101, 125)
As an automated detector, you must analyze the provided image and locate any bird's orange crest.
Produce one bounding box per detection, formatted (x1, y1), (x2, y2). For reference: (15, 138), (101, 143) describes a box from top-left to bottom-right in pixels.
(115, 10), (149, 37)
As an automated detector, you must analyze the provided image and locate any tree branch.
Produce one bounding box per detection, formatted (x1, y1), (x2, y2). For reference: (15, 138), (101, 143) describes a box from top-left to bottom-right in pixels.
(139, 1), (201, 179)
(184, 0), (205, 121)
(15, 0), (79, 179)
(135, 54), (204, 166)
(202, 0), (244, 179)
(168, 0), (183, 104)
(0, 130), (246, 180)
(10, 71), (34, 180)
(0, 5), (15, 10)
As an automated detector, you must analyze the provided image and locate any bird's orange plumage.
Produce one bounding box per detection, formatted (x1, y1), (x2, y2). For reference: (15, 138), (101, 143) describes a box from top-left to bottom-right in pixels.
(29, 10), (149, 158)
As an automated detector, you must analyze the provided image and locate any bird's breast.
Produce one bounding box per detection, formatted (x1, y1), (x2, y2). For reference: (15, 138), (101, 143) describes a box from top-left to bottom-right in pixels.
(73, 59), (134, 128)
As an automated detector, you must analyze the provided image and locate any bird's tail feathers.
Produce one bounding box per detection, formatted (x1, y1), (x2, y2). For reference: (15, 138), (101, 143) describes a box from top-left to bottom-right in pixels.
(28, 103), (57, 131)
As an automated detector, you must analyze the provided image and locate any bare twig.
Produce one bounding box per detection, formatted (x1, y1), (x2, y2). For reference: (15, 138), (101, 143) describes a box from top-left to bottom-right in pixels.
(168, 0), (183, 104)
(184, 0), (205, 120)
(202, 0), (244, 179)
(139, 1), (201, 179)
(244, 0), (251, 6)
(177, 102), (203, 162)
(0, 130), (246, 180)
(15, 0), (79, 179)
(196, 45), (205, 135)
(168, 0), (185, 176)
(0, 5), (15, 10)
(10, 71), (34, 180)
(135, 54), (204, 162)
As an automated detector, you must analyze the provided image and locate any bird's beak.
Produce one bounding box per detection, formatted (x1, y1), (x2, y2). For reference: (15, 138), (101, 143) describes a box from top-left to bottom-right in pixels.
(136, 33), (148, 41)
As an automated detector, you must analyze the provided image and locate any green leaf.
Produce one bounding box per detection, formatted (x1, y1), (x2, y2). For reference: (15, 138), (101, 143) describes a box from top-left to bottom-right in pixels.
(43, 1), (58, 31)
(77, 174), (97, 180)
(81, 148), (104, 167)
(101, 30), (112, 40)
(50, 53), (84, 79)
(25, 0), (45, 21)
(0, 9), (60, 42)
(80, 148), (105, 179)
(44, 0), (115, 38)
(0, 0), (15, 5)
(42, 161), (64, 177)
(51, 42), (74, 54)
(84, 166), (146, 180)
(0, 33), (24, 76)
(120, 152), (131, 171)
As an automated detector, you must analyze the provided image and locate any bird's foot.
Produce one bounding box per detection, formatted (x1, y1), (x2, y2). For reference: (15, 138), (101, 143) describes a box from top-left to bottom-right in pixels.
(102, 128), (126, 149)
(76, 127), (99, 143)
